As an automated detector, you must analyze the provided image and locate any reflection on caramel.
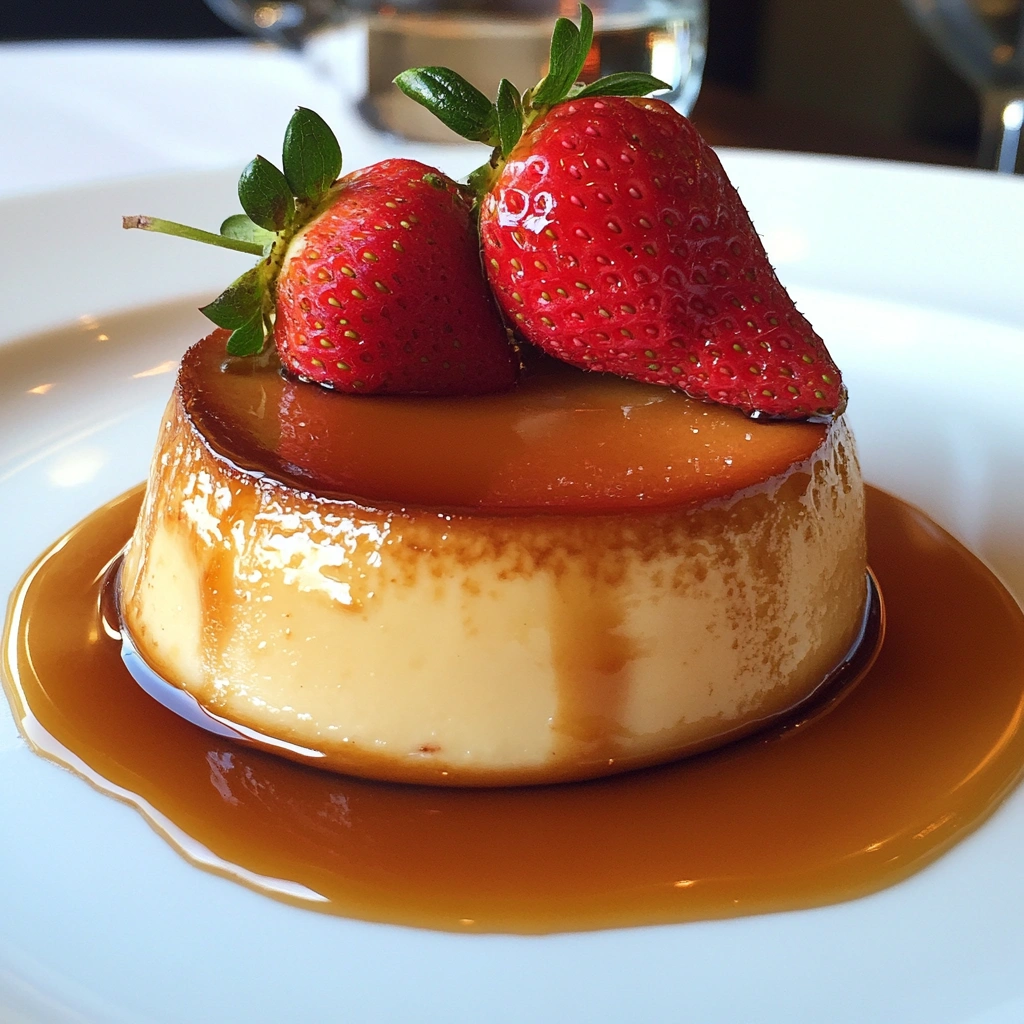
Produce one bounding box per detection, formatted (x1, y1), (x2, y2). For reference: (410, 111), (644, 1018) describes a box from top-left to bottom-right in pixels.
(182, 334), (826, 512)
(5, 487), (1024, 933)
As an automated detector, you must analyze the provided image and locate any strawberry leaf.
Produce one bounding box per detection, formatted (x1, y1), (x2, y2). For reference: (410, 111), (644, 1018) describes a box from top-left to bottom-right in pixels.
(574, 5), (595, 84)
(532, 15), (581, 107)
(220, 214), (276, 247)
(200, 266), (264, 330)
(238, 156), (294, 232)
(575, 72), (670, 98)
(394, 67), (499, 144)
(282, 107), (343, 203)
(532, 5), (594, 107)
(225, 310), (268, 357)
(496, 79), (525, 158)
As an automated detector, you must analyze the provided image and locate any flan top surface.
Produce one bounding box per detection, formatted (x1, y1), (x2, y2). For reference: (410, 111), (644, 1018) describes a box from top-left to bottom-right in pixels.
(180, 331), (828, 514)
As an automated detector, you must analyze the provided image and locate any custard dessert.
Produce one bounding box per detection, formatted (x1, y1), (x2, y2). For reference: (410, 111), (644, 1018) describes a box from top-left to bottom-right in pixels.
(118, 333), (867, 785)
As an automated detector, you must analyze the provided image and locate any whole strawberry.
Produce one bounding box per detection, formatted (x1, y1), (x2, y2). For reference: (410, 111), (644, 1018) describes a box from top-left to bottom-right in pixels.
(397, 7), (843, 419)
(274, 158), (516, 393)
(124, 109), (516, 395)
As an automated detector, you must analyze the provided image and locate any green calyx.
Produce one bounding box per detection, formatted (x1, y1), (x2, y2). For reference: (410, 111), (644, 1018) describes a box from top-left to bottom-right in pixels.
(122, 107), (344, 357)
(394, 4), (669, 192)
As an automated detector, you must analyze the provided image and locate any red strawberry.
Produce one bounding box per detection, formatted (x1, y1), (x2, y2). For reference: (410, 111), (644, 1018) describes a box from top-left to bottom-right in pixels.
(274, 159), (516, 394)
(125, 110), (516, 396)
(480, 98), (841, 418)
(397, 5), (843, 419)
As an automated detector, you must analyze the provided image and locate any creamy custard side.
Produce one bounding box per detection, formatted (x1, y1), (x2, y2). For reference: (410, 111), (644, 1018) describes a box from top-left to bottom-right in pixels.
(119, 337), (866, 786)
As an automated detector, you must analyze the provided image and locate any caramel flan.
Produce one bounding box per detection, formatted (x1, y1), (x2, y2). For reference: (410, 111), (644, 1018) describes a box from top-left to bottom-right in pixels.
(118, 332), (867, 785)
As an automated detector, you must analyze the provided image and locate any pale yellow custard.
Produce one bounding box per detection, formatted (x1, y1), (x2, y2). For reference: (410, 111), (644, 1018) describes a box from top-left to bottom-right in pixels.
(119, 333), (867, 785)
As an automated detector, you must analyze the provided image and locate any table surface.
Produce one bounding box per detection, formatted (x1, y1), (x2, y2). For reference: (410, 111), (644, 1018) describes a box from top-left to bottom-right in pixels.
(693, 81), (971, 169)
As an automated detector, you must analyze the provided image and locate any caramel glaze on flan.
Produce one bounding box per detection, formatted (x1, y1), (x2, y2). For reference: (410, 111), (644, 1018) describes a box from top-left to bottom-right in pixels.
(119, 332), (867, 785)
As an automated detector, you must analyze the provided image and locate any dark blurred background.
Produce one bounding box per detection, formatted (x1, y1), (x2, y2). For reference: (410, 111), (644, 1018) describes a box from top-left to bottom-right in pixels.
(2, 0), (979, 164)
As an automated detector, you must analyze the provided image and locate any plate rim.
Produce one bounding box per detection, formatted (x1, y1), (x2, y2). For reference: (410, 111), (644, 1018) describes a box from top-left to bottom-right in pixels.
(3, 157), (1024, 1024)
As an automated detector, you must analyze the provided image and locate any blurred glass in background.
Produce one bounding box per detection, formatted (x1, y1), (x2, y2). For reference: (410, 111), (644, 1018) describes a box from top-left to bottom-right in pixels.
(202, 0), (707, 142)
(902, 0), (1023, 171)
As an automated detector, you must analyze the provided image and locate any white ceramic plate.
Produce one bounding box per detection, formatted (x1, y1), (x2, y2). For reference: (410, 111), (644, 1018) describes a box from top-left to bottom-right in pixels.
(2, 155), (1024, 1024)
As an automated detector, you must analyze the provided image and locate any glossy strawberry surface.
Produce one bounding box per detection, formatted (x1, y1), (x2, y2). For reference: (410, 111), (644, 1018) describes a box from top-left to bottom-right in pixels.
(276, 158), (516, 395)
(480, 98), (843, 418)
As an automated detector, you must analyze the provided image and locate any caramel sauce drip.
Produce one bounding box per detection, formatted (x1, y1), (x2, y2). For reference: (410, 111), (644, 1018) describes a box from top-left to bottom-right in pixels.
(182, 336), (826, 513)
(5, 486), (1024, 933)
(550, 571), (638, 759)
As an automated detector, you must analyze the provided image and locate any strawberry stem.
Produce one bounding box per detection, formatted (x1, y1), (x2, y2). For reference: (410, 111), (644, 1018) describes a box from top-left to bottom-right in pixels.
(122, 215), (266, 257)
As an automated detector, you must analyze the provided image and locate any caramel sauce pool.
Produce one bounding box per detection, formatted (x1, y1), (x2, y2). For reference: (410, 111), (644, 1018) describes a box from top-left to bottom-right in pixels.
(5, 486), (1024, 934)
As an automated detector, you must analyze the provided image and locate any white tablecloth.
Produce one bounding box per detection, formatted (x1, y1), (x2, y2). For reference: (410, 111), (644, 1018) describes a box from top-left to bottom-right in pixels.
(0, 37), (481, 200)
